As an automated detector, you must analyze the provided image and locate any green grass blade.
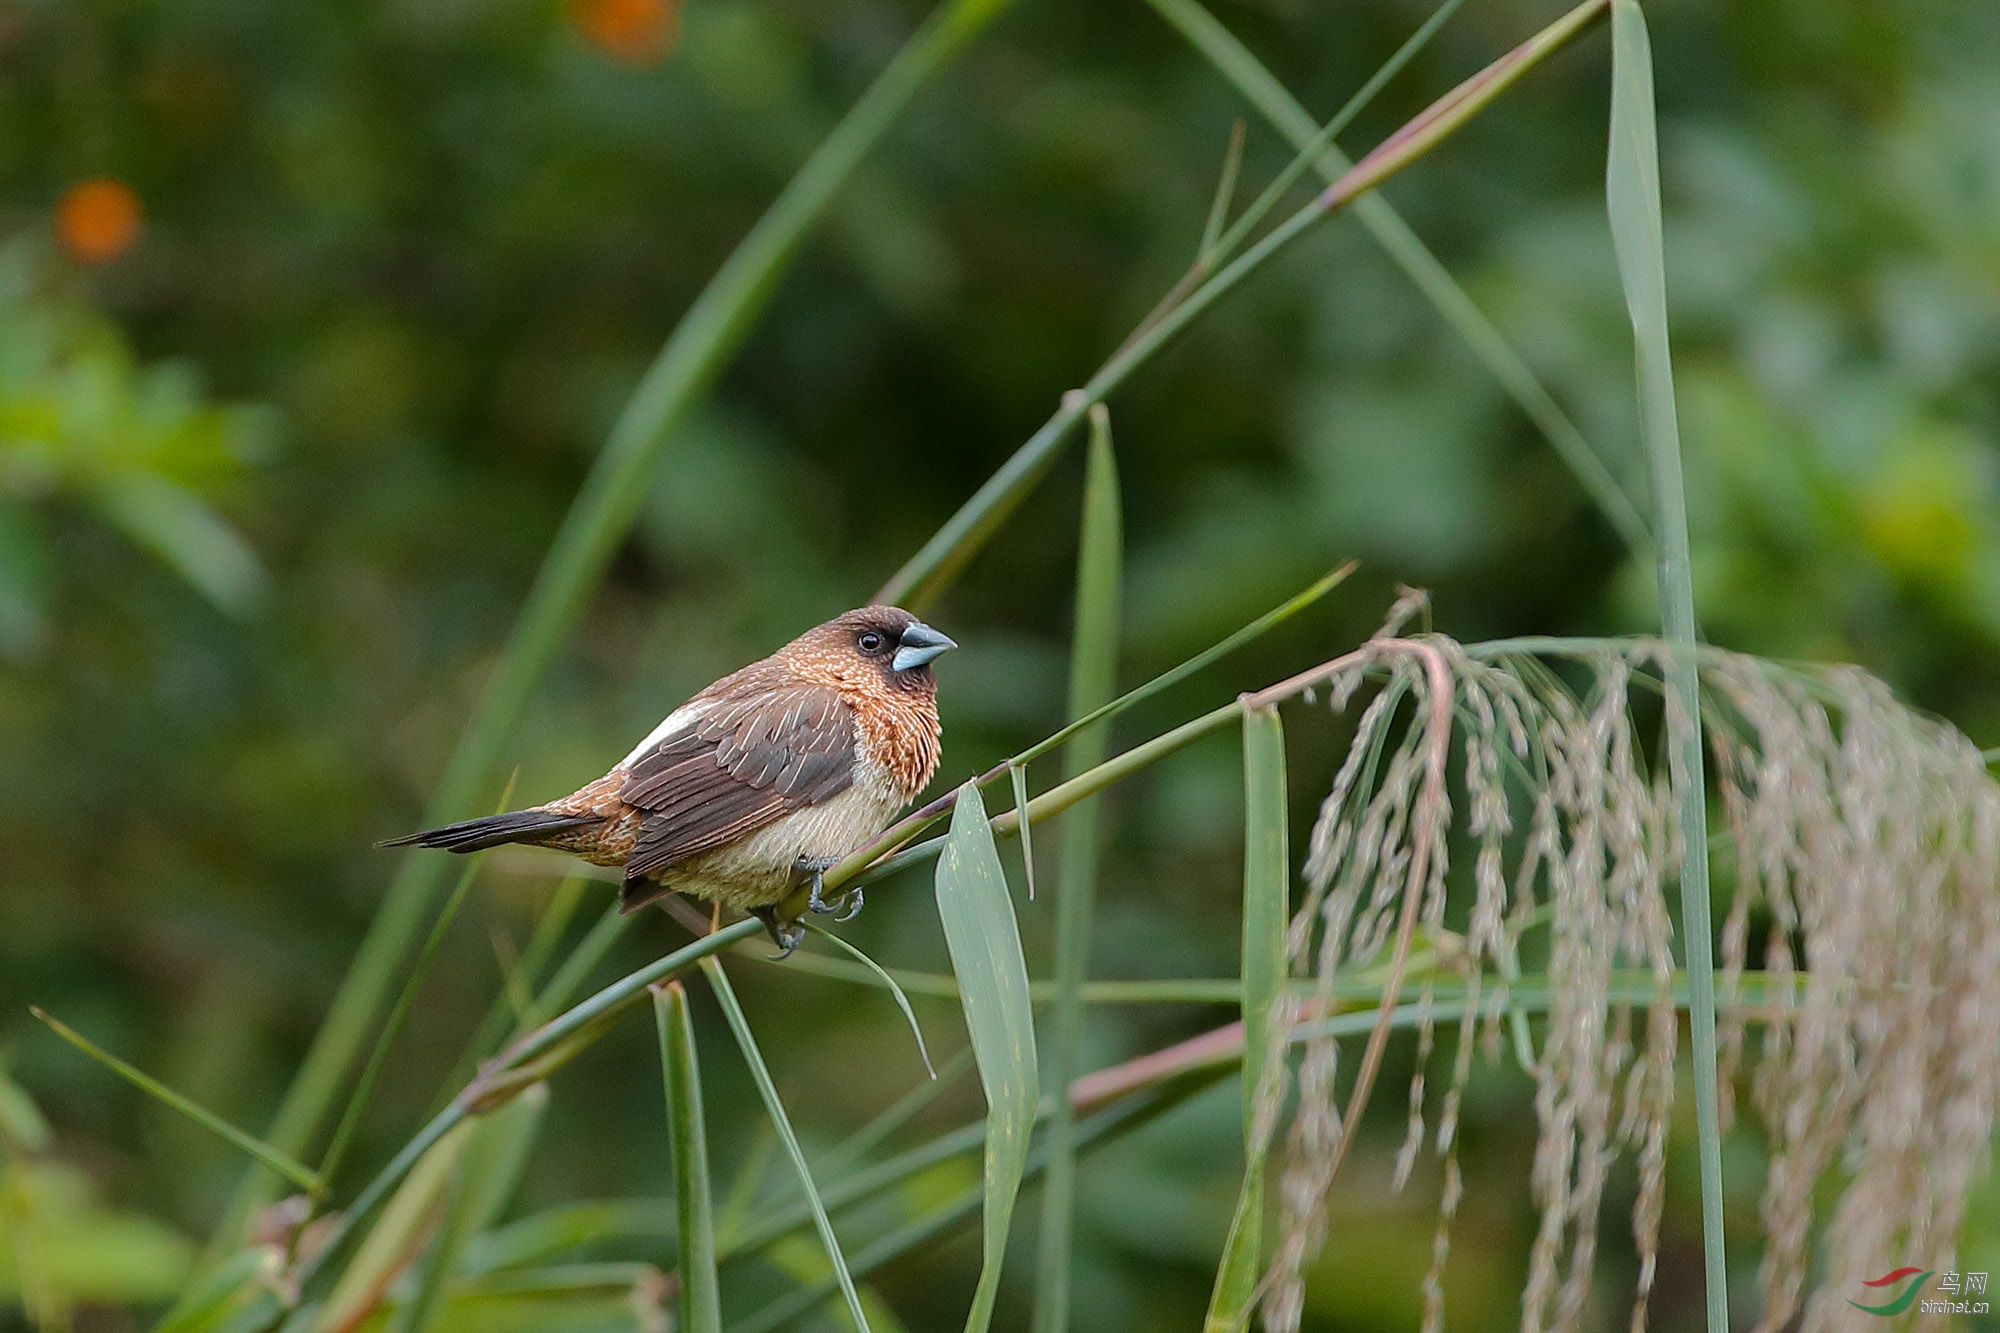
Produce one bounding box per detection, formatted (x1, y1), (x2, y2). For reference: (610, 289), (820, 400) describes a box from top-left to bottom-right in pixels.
(1604, 3), (1726, 1328)
(1198, 120), (1246, 256)
(934, 782), (1040, 1333)
(654, 982), (722, 1333)
(1201, 0), (1466, 272)
(804, 924), (936, 1078)
(827, 563), (1351, 898)
(1034, 404), (1122, 1333)
(30, 1008), (321, 1195)
(1009, 761), (1036, 901)
(1145, 0), (1650, 556)
(1204, 706), (1288, 1332)
(701, 957), (872, 1333)
(517, 904), (633, 1033)
(462, 1199), (676, 1275)
(228, 0), (1019, 1248)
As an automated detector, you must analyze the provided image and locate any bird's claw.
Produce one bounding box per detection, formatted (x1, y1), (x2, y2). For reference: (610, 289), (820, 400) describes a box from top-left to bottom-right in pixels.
(834, 886), (865, 922)
(752, 906), (805, 959)
(800, 858), (841, 915)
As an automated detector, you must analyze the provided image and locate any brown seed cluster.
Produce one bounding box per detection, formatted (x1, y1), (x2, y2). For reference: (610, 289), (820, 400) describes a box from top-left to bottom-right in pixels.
(1253, 608), (2000, 1333)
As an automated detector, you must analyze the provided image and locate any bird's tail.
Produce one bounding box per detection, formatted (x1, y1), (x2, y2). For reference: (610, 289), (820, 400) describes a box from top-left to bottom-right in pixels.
(379, 809), (595, 854)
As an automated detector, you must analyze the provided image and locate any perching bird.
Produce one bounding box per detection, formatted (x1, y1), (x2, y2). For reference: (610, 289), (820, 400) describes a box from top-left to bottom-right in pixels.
(384, 607), (954, 954)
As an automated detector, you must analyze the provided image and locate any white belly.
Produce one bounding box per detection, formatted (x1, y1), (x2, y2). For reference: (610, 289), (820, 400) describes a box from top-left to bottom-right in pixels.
(664, 781), (904, 910)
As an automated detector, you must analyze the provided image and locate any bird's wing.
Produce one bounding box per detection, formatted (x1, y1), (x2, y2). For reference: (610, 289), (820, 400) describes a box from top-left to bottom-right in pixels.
(619, 682), (855, 878)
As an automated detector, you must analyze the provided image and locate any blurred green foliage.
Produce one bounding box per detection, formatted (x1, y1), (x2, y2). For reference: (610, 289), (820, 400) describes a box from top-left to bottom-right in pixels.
(3, 0), (1998, 1328)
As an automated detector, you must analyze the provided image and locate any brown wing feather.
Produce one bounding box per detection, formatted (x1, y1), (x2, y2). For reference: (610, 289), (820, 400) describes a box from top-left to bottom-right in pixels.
(620, 684), (855, 879)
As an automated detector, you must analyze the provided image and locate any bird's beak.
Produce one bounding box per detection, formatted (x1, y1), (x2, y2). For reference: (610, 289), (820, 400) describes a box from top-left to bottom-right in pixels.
(892, 621), (957, 672)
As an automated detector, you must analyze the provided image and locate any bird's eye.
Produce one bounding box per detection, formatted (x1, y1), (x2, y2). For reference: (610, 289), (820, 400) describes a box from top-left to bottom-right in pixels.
(858, 631), (885, 653)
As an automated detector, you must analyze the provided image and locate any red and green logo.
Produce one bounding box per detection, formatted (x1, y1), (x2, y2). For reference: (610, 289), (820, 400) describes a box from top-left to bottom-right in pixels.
(1849, 1268), (1933, 1317)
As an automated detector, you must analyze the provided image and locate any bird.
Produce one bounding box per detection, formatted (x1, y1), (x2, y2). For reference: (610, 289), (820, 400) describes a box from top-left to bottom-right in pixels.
(383, 606), (954, 954)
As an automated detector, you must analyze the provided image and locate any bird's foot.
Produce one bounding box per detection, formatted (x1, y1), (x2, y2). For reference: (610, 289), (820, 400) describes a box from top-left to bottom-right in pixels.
(798, 857), (842, 915)
(751, 906), (805, 958)
(834, 886), (865, 922)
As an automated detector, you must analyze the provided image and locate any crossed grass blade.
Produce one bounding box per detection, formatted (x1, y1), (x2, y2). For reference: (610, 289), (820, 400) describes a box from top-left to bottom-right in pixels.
(386, 1085), (548, 1333)
(1144, 0), (1650, 555)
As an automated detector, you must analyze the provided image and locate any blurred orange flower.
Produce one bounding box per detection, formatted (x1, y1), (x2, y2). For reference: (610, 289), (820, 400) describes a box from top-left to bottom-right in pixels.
(55, 178), (144, 264)
(570, 0), (680, 65)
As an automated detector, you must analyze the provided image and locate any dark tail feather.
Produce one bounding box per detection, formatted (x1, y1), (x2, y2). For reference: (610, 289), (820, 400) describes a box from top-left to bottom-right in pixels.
(379, 809), (595, 854)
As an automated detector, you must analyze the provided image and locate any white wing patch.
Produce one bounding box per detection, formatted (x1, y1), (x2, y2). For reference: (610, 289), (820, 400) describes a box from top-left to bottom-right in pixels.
(619, 700), (715, 768)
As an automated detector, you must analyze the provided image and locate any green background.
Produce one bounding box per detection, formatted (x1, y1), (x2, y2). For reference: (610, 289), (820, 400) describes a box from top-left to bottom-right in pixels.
(3, 0), (1998, 1327)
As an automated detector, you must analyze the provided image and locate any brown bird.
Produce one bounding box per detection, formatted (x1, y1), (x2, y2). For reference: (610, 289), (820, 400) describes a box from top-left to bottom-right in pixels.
(384, 607), (954, 953)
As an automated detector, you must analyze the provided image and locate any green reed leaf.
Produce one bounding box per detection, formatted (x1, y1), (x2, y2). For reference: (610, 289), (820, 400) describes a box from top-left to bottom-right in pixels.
(1605, 3), (1726, 1328)
(1204, 705), (1288, 1332)
(935, 782), (1040, 1333)
(654, 982), (721, 1333)
(30, 1008), (321, 1196)
(701, 958), (871, 1333)
(1034, 403), (1122, 1333)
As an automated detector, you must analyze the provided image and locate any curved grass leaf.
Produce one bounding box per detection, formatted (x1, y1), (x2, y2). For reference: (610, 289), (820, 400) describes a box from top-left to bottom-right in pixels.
(934, 781), (1039, 1333)
(1605, 3), (1727, 1327)
(700, 958), (871, 1333)
(29, 1008), (321, 1196)
(654, 982), (721, 1333)
(1204, 706), (1288, 1332)
(803, 924), (936, 1078)
(1034, 405), (1121, 1333)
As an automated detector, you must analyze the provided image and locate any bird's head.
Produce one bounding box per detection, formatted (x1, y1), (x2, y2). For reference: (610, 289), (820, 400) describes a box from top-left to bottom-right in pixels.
(792, 606), (956, 694)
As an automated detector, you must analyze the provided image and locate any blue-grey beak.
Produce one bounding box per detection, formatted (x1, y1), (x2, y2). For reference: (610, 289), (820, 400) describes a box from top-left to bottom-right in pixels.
(892, 621), (956, 672)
